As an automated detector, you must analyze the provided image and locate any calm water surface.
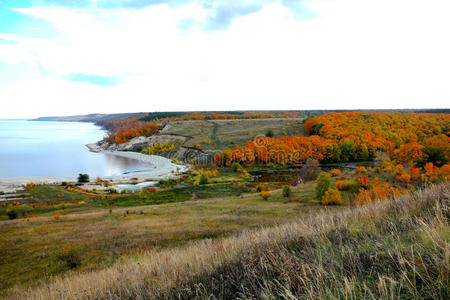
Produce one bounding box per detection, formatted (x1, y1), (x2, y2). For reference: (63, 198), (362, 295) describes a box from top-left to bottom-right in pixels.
(0, 120), (153, 178)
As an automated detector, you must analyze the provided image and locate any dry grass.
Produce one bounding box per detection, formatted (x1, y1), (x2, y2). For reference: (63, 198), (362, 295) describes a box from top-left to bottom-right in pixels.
(8, 182), (449, 299)
(0, 185), (321, 293)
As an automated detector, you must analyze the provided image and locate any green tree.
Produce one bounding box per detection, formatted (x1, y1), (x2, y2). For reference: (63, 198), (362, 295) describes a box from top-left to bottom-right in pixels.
(340, 140), (356, 162)
(323, 143), (341, 163)
(77, 174), (90, 183)
(422, 146), (448, 167)
(315, 172), (331, 201)
(199, 172), (209, 185)
(311, 122), (324, 135)
(231, 162), (242, 172)
(265, 130), (274, 138)
(282, 185), (291, 198)
(356, 144), (369, 161)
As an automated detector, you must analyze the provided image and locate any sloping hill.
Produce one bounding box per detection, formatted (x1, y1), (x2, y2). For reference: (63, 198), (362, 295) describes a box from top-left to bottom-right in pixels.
(10, 183), (449, 299)
(32, 113), (145, 122)
(162, 118), (305, 151)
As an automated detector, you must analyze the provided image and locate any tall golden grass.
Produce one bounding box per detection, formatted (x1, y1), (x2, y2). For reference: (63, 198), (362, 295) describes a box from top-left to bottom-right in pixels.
(8, 183), (449, 299)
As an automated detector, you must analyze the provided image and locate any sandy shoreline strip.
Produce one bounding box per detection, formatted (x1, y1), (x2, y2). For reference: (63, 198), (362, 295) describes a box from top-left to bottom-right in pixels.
(0, 150), (189, 193)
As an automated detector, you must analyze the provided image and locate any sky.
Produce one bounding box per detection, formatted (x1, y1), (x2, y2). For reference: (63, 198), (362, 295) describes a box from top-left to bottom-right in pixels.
(0, 0), (449, 118)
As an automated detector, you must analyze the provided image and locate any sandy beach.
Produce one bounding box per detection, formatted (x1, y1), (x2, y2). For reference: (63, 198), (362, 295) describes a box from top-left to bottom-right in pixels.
(0, 151), (189, 193)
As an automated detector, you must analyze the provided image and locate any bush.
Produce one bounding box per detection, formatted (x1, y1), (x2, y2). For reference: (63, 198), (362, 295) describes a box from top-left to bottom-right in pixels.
(322, 188), (342, 205)
(265, 129), (274, 137)
(77, 174), (90, 183)
(282, 185), (291, 198)
(255, 183), (267, 192)
(199, 172), (209, 185)
(6, 210), (17, 220)
(396, 174), (411, 183)
(231, 162), (242, 172)
(330, 169), (341, 177)
(354, 166), (367, 175)
(57, 245), (81, 269)
(259, 191), (270, 200)
(315, 172), (331, 201)
(159, 178), (178, 187)
(335, 180), (356, 191)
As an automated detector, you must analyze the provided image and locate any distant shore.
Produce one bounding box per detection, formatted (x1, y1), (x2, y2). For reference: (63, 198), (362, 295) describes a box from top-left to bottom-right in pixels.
(0, 150), (189, 193)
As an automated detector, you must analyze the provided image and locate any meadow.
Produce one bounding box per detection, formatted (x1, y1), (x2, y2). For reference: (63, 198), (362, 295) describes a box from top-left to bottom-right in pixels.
(5, 182), (448, 299)
(0, 178), (324, 293)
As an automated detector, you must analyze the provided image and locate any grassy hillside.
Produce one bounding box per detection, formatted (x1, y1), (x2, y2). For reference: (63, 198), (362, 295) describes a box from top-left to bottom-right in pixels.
(8, 183), (449, 299)
(0, 181), (323, 293)
(162, 118), (305, 151)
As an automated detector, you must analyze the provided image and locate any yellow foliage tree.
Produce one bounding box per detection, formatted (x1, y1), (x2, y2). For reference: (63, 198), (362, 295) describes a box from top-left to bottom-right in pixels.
(322, 188), (342, 205)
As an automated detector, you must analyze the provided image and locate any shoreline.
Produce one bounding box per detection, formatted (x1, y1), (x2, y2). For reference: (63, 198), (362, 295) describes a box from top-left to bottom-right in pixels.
(0, 150), (189, 193)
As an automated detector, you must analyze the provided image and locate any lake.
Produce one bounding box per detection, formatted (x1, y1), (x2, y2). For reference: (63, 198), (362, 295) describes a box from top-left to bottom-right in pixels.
(0, 120), (154, 178)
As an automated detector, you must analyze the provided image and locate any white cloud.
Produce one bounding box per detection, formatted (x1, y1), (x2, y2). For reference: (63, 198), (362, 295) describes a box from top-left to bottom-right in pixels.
(0, 0), (449, 118)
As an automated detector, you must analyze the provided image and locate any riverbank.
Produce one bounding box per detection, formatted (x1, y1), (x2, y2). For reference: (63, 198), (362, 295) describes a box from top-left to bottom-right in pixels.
(0, 151), (189, 193)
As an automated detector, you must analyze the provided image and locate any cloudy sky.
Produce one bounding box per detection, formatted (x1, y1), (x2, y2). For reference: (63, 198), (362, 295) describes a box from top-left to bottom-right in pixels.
(0, 0), (449, 118)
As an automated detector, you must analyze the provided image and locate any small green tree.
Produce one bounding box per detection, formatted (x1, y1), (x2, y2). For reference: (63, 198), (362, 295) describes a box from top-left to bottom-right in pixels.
(340, 140), (356, 162)
(77, 174), (90, 183)
(199, 172), (209, 185)
(282, 185), (291, 198)
(315, 172), (331, 201)
(231, 162), (242, 172)
(356, 144), (369, 161)
(265, 129), (274, 137)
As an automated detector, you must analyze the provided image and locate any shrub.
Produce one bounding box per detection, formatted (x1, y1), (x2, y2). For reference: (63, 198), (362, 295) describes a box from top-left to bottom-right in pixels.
(77, 174), (90, 183)
(396, 174), (411, 183)
(199, 172), (209, 185)
(57, 245), (81, 269)
(335, 180), (355, 191)
(315, 172), (331, 201)
(23, 182), (35, 191)
(394, 164), (404, 175)
(142, 142), (175, 155)
(354, 166), (367, 175)
(265, 129), (274, 137)
(255, 183), (267, 192)
(282, 185), (291, 198)
(231, 162), (242, 172)
(259, 191), (270, 200)
(359, 175), (371, 189)
(6, 209), (17, 220)
(330, 169), (341, 177)
(159, 178), (178, 187)
(238, 168), (250, 179)
(322, 188), (342, 205)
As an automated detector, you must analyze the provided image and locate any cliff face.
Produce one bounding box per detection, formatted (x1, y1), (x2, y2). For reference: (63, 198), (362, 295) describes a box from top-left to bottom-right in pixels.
(92, 135), (214, 165)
